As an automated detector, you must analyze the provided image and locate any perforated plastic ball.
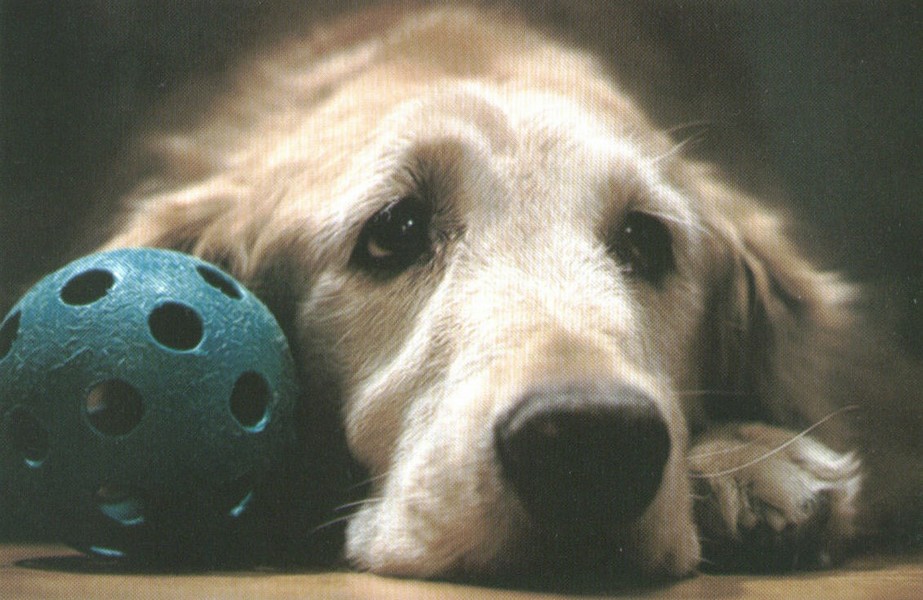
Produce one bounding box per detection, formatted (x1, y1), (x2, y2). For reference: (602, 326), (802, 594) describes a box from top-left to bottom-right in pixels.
(0, 248), (298, 564)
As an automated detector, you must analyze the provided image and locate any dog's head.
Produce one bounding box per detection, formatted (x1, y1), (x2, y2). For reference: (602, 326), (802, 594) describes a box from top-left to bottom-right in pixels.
(106, 7), (854, 579)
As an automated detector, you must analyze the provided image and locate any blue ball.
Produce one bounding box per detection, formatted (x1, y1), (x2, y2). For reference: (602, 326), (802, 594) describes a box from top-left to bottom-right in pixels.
(0, 248), (298, 564)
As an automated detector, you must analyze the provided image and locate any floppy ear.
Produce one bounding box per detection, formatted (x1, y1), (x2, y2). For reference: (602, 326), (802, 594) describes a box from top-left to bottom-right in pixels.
(699, 176), (858, 433)
(105, 180), (240, 260)
(104, 179), (306, 342)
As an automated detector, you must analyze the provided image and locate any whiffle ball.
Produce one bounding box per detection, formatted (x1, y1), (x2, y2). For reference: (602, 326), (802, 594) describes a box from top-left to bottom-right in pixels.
(0, 248), (299, 565)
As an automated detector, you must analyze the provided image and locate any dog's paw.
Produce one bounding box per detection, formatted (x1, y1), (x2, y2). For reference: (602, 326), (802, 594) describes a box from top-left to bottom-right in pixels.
(689, 423), (862, 572)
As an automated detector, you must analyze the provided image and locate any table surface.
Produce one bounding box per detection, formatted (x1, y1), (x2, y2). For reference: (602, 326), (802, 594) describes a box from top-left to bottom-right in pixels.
(1, 544), (921, 600)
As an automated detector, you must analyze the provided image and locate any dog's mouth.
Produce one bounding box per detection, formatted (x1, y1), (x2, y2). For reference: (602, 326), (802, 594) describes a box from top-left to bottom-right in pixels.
(341, 369), (695, 581)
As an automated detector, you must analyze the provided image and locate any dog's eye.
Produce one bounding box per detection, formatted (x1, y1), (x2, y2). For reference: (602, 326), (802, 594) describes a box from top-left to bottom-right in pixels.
(609, 211), (675, 284)
(352, 197), (433, 276)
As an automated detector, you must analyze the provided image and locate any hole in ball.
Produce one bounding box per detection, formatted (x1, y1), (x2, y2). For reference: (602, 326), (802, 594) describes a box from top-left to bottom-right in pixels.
(148, 302), (204, 351)
(0, 310), (20, 360)
(95, 485), (146, 527)
(197, 265), (243, 300)
(7, 408), (49, 466)
(60, 269), (115, 306)
(229, 372), (270, 431)
(85, 380), (144, 436)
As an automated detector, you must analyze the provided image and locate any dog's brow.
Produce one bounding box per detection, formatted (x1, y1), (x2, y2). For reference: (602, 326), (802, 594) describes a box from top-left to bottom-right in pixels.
(429, 85), (516, 154)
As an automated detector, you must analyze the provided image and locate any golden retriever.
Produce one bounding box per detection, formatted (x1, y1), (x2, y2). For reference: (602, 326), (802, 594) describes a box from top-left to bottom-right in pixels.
(99, 4), (920, 580)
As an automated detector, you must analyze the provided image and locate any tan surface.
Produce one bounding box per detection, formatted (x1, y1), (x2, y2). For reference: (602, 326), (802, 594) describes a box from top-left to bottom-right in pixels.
(1, 544), (921, 600)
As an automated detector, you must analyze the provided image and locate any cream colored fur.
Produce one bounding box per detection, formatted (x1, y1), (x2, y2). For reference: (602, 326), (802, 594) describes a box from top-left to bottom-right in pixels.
(100, 5), (916, 579)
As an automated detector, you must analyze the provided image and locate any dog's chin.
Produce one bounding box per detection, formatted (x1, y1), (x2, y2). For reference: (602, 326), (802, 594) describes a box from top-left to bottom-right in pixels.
(342, 368), (701, 582)
(342, 454), (527, 579)
(343, 499), (520, 579)
(345, 504), (700, 585)
(343, 453), (701, 582)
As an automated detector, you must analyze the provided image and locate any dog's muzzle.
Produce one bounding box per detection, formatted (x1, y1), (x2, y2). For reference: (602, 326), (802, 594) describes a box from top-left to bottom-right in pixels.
(494, 380), (670, 537)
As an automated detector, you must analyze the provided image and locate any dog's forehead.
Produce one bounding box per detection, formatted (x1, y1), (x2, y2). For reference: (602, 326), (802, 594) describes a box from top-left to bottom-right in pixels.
(413, 86), (699, 235)
(318, 80), (701, 255)
(390, 84), (687, 202)
(392, 84), (641, 163)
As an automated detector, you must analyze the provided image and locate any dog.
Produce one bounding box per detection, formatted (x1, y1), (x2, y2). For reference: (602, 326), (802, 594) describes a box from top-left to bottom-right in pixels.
(97, 4), (921, 580)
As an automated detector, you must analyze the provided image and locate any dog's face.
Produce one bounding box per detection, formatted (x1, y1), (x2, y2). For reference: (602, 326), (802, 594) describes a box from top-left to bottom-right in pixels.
(313, 83), (716, 577)
(107, 8), (856, 580)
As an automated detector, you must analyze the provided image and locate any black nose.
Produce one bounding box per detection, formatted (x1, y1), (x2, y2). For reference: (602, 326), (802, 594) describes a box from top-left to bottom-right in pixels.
(494, 381), (670, 535)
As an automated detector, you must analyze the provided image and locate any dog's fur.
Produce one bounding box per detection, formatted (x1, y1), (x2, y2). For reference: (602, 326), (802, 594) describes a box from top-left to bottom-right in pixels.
(98, 5), (920, 579)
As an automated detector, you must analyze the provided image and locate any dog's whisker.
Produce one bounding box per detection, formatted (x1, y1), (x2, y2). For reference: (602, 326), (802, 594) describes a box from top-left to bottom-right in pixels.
(691, 405), (860, 478)
(657, 119), (713, 137)
(697, 555), (718, 567)
(675, 389), (744, 397)
(332, 489), (436, 515)
(688, 441), (758, 461)
(647, 130), (707, 166)
(310, 513), (356, 534)
(347, 472), (390, 491)
(334, 497), (382, 512)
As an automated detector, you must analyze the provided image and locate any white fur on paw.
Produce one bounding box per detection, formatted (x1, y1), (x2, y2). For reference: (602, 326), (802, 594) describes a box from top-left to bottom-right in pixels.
(689, 423), (862, 571)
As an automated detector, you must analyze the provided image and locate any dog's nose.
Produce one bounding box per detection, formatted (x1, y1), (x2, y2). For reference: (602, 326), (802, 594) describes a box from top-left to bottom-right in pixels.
(494, 381), (670, 534)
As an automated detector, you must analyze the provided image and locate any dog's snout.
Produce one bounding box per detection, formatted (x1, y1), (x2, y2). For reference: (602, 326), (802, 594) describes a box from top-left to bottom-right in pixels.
(494, 381), (670, 534)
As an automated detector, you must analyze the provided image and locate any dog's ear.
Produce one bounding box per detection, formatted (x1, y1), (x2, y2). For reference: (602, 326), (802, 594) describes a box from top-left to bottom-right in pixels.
(104, 178), (307, 347)
(105, 181), (239, 263)
(698, 174), (857, 430)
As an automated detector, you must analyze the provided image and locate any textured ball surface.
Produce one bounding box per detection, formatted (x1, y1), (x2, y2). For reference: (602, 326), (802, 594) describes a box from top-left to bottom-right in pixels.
(0, 248), (298, 564)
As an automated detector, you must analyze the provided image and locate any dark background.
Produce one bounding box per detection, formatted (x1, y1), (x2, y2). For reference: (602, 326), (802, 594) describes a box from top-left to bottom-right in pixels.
(1, 1), (921, 540)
